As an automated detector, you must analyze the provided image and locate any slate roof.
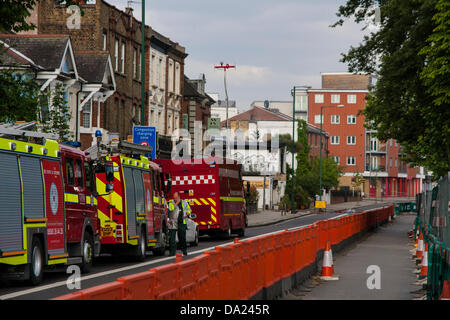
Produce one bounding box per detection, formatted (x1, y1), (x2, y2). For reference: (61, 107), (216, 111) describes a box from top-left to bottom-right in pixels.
(0, 34), (69, 71)
(74, 51), (109, 83)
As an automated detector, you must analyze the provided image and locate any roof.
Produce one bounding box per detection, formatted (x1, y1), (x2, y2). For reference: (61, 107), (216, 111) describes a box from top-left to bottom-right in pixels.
(74, 51), (109, 83)
(183, 76), (215, 103)
(225, 106), (292, 123)
(0, 34), (70, 71)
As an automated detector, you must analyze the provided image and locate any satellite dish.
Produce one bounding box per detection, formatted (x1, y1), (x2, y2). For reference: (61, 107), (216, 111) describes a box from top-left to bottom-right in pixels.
(264, 100), (270, 109)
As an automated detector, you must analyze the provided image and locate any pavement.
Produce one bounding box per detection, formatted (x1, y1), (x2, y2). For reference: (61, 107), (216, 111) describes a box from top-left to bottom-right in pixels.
(247, 199), (392, 228)
(283, 213), (417, 300)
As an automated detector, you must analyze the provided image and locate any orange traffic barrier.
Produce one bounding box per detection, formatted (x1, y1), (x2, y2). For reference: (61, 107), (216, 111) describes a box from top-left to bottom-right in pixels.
(203, 250), (220, 300)
(81, 281), (124, 300)
(195, 254), (210, 300)
(229, 241), (242, 300)
(215, 245), (233, 300)
(118, 270), (156, 300)
(52, 205), (394, 301)
(153, 263), (180, 300)
(178, 257), (199, 300)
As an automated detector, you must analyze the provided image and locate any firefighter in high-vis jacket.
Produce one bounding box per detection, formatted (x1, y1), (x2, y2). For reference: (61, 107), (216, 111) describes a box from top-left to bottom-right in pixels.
(167, 192), (192, 256)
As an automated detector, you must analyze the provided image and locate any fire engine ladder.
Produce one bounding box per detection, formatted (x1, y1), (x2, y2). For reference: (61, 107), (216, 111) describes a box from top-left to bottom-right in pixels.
(0, 121), (59, 142)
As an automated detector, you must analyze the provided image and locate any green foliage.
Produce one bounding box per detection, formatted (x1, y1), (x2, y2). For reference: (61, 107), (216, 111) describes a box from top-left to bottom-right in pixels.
(41, 83), (72, 141)
(0, 69), (41, 122)
(333, 0), (450, 177)
(276, 133), (303, 154)
(285, 119), (342, 210)
(244, 184), (259, 205)
(0, 0), (37, 33)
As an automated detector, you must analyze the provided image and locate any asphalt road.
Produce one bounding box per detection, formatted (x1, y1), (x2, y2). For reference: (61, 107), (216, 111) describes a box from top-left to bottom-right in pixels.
(0, 203), (391, 300)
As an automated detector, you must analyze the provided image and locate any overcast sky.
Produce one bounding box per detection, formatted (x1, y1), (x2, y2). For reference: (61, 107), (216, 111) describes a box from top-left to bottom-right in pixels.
(109, 0), (367, 111)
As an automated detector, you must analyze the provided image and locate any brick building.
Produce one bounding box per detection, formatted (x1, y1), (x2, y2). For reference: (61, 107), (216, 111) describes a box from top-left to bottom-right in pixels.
(26, 0), (186, 153)
(307, 72), (424, 198)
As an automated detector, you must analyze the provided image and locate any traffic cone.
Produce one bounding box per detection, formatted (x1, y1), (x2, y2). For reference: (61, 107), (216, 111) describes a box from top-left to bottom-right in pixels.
(418, 243), (428, 280)
(416, 233), (424, 263)
(320, 241), (339, 280)
(440, 281), (450, 300)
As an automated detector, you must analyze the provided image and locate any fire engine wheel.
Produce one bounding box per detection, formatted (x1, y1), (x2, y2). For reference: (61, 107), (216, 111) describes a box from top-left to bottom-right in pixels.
(134, 229), (146, 262)
(29, 237), (44, 285)
(80, 232), (94, 274)
(152, 232), (166, 256)
(225, 221), (232, 239)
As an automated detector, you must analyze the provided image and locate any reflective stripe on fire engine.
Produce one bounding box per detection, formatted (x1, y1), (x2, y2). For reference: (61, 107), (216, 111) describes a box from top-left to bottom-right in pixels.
(220, 196), (245, 203)
(64, 193), (79, 204)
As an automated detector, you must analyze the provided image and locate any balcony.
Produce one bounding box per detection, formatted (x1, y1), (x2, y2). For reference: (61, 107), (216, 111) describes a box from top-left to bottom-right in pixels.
(365, 165), (386, 172)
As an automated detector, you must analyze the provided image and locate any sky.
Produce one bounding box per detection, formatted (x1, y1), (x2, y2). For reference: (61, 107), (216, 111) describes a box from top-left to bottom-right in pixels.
(108, 0), (368, 111)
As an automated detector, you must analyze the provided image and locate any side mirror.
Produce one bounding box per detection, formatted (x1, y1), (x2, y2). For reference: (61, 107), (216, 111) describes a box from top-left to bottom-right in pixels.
(189, 214), (197, 219)
(105, 162), (114, 183)
(105, 183), (114, 193)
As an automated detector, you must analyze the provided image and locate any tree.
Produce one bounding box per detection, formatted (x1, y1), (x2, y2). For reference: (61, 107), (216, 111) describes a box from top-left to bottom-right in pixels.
(0, 0), (37, 33)
(41, 83), (72, 141)
(0, 70), (41, 122)
(333, 0), (450, 177)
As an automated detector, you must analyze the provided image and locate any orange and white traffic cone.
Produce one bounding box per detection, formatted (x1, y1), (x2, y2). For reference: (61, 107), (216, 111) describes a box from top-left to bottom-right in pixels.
(416, 233), (424, 263)
(440, 281), (450, 300)
(418, 243), (428, 280)
(320, 241), (339, 280)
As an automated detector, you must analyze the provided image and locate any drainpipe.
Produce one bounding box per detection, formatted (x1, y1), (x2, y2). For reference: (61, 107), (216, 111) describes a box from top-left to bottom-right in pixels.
(76, 83), (83, 142)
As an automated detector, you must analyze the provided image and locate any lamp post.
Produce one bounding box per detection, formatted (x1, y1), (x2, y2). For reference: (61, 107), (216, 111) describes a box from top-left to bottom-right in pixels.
(140, 0), (146, 126)
(319, 105), (343, 202)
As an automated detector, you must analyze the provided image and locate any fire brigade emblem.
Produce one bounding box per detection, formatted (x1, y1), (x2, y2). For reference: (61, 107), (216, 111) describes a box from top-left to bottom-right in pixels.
(50, 182), (59, 216)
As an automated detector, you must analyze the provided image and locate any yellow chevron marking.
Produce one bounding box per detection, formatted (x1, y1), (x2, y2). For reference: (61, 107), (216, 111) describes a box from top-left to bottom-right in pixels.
(211, 214), (217, 223)
(194, 199), (202, 206)
(200, 198), (209, 205)
(97, 178), (123, 212)
(208, 198), (216, 206)
(201, 222), (207, 225)
(211, 206), (217, 215)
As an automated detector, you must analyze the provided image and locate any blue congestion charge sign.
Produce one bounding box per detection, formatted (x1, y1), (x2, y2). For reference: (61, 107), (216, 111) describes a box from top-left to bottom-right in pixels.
(133, 126), (156, 159)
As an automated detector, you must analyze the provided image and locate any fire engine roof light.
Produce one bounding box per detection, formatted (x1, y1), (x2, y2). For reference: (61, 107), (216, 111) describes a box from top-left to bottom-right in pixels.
(41, 148), (48, 155)
(10, 142), (16, 151)
(27, 145), (33, 153)
(95, 130), (102, 138)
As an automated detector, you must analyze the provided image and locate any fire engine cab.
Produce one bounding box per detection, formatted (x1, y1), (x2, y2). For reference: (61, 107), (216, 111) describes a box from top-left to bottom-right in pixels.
(0, 124), (107, 285)
(155, 157), (247, 238)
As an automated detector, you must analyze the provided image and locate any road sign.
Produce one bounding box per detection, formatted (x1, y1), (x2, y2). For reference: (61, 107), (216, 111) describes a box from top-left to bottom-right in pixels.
(133, 126), (156, 159)
(358, 178), (366, 183)
(315, 201), (327, 209)
(208, 118), (221, 130)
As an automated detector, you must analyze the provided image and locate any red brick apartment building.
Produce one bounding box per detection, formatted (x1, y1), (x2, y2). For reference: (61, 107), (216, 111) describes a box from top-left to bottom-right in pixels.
(307, 73), (425, 198)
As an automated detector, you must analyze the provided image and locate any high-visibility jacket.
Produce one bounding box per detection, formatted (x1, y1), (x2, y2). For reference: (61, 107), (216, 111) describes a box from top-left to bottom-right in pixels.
(168, 199), (192, 225)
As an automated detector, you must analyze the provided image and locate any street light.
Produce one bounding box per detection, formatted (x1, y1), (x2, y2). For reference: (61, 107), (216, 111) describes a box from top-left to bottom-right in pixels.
(319, 104), (344, 202)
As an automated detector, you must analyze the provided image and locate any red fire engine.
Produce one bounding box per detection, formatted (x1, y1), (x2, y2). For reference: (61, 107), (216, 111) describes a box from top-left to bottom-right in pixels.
(154, 157), (247, 238)
(0, 125), (109, 284)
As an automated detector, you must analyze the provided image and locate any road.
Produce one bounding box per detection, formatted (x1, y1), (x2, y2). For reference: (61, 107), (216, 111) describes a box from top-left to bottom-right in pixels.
(0, 203), (390, 300)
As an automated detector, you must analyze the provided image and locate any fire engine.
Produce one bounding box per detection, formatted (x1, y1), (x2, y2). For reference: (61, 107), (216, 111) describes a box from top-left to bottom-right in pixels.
(93, 139), (168, 260)
(154, 157), (247, 238)
(0, 124), (110, 285)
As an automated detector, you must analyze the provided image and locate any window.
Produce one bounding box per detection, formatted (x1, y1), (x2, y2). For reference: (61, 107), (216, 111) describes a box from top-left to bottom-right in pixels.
(82, 100), (91, 128)
(114, 39), (119, 71)
(150, 109), (154, 126)
(331, 94), (340, 104)
(168, 60), (174, 92)
(102, 32), (107, 51)
(133, 48), (137, 79)
(75, 159), (84, 188)
(314, 114), (323, 124)
(346, 156), (356, 166)
(175, 62), (180, 95)
(395, 158), (398, 168)
(389, 157), (393, 167)
(66, 157), (74, 186)
(120, 42), (125, 73)
(331, 136), (340, 145)
(167, 112), (172, 133)
(347, 136), (356, 145)
(315, 94), (324, 104)
(157, 58), (162, 88)
(84, 161), (94, 192)
(370, 137), (378, 151)
(296, 95), (307, 111)
(333, 156), (340, 165)
(347, 115), (356, 124)
(151, 55), (156, 85)
(331, 115), (340, 124)
(347, 94), (357, 104)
